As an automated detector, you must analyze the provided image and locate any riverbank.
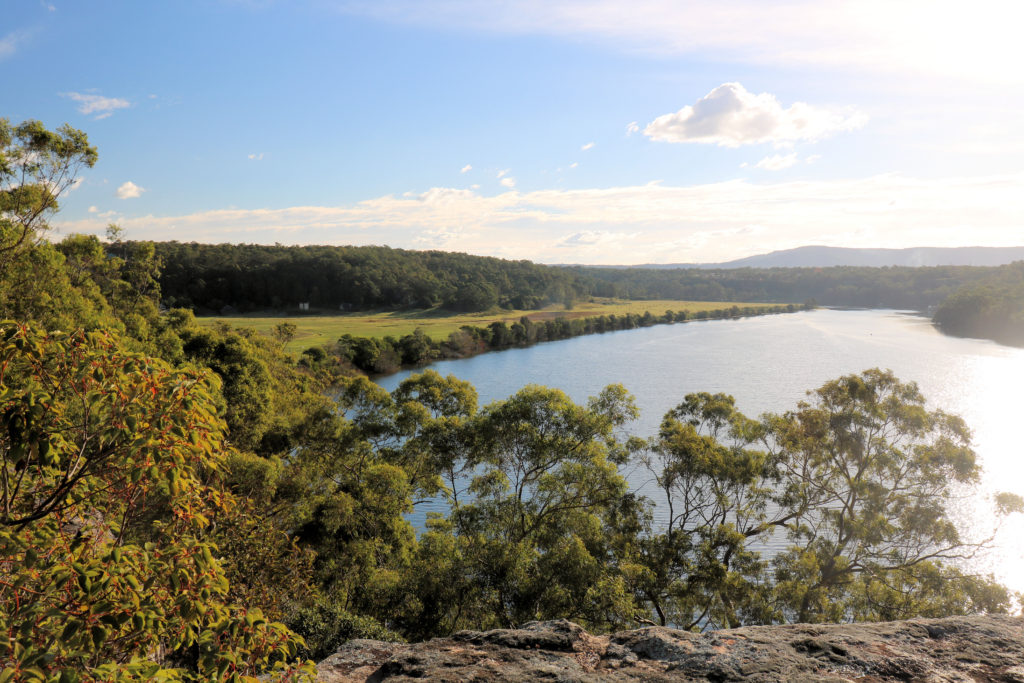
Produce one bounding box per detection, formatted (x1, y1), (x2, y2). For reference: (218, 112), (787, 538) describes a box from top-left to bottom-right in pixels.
(198, 298), (798, 354)
(323, 301), (807, 376)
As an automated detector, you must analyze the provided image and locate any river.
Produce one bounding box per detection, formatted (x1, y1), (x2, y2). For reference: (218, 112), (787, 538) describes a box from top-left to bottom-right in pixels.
(376, 308), (1024, 590)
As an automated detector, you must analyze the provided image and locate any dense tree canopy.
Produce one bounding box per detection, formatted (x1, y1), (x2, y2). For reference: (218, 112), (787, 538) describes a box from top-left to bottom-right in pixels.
(933, 262), (1024, 345)
(146, 240), (1014, 317)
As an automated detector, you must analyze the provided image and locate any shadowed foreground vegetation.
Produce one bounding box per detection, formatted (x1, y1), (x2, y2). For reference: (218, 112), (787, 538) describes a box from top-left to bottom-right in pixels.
(2, 120), (1022, 681)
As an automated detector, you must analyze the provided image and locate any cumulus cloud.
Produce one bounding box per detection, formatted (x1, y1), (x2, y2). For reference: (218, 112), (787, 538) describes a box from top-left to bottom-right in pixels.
(581, 141), (595, 151)
(644, 83), (866, 147)
(753, 153), (799, 171)
(461, 164), (472, 173)
(55, 174), (1024, 265)
(500, 176), (517, 188)
(87, 206), (98, 213)
(62, 92), (131, 119)
(116, 181), (145, 199)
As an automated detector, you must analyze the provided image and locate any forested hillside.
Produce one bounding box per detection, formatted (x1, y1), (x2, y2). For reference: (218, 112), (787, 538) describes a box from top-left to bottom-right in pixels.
(150, 240), (1012, 316)
(582, 264), (1000, 310)
(933, 261), (1024, 345)
(153, 242), (585, 312)
(3, 119), (1022, 681)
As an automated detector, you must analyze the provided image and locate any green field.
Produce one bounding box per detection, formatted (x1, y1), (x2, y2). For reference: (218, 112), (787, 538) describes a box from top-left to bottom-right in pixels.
(199, 299), (781, 354)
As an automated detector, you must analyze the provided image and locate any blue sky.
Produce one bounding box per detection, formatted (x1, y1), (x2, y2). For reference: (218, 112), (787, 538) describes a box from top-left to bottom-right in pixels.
(4, 0), (1023, 263)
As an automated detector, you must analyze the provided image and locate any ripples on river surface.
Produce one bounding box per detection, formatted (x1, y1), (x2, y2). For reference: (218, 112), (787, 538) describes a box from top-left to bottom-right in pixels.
(376, 309), (1024, 591)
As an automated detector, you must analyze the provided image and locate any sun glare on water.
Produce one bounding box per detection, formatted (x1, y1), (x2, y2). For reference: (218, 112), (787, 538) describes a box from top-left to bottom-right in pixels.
(932, 352), (1024, 591)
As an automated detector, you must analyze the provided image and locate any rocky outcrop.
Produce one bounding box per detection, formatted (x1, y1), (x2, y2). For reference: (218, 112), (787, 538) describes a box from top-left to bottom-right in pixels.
(316, 615), (1024, 682)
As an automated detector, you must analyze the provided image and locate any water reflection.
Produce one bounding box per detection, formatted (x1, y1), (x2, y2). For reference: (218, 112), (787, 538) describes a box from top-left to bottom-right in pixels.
(376, 309), (1024, 590)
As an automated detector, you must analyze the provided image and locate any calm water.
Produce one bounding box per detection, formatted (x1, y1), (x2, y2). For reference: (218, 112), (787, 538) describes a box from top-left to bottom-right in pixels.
(377, 309), (1024, 589)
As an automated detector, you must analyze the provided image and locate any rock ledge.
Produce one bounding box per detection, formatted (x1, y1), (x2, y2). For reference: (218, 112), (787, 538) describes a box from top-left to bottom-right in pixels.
(316, 615), (1024, 682)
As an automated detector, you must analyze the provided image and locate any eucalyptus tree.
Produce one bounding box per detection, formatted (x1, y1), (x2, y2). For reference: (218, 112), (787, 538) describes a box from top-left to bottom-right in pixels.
(631, 368), (1022, 629)
(0, 118), (97, 262)
(765, 368), (1020, 622)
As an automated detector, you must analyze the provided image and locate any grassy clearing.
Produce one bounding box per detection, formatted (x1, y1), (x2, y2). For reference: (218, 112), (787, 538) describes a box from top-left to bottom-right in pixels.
(199, 299), (779, 354)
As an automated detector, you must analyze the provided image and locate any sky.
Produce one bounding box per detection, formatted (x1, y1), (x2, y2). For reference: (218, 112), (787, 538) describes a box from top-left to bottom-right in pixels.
(3, 0), (1024, 264)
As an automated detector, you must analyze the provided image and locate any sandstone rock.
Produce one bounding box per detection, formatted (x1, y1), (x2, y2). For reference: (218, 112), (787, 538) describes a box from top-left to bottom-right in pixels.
(316, 615), (1024, 682)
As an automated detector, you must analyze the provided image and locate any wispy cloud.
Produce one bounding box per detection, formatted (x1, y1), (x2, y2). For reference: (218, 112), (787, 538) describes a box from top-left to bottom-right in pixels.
(0, 30), (30, 59)
(625, 121), (640, 136)
(752, 153), (800, 171)
(460, 164), (472, 173)
(248, 152), (264, 161)
(116, 181), (145, 199)
(581, 141), (595, 151)
(500, 176), (517, 188)
(57, 174), (1024, 264)
(333, 0), (1024, 84)
(556, 230), (636, 248)
(62, 92), (131, 119)
(645, 83), (866, 148)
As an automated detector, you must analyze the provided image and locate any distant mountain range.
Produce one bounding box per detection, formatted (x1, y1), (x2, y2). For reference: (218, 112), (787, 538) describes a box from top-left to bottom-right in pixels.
(602, 246), (1024, 270)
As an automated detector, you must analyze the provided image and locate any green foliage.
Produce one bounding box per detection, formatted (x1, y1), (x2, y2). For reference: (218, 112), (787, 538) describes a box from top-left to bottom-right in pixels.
(396, 384), (642, 635)
(764, 369), (1008, 623)
(621, 369), (1018, 630)
(933, 262), (1024, 345)
(0, 322), (312, 681)
(0, 119), (97, 266)
(152, 242), (584, 313)
(630, 392), (774, 628)
(286, 601), (402, 662)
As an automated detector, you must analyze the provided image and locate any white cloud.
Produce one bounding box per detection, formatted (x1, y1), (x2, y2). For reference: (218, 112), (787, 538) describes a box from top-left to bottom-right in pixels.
(626, 121), (640, 136)
(116, 181), (145, 199)
(645, 83), (866, 148)
(497, 169), (510, 178)
(87, 206), (98, 213)
(0, 30), (29, 59)
(569, 162), (579, 169)
(753, 153), (799, 171)
(556, 230), (636, 248)
(500, 176), (517, 188)
(581, 141), (595, 151)
(805, 155), (822, 164)
(460, 164), (472, 173)
(55, 174), (1024, 265)
(248, 152), (264, 161)
(334, 0), (1024, 85)
(62, 92), (131, 119)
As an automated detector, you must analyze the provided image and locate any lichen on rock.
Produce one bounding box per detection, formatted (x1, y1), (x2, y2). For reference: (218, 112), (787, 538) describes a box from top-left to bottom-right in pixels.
(316, 615), (1024, 682)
